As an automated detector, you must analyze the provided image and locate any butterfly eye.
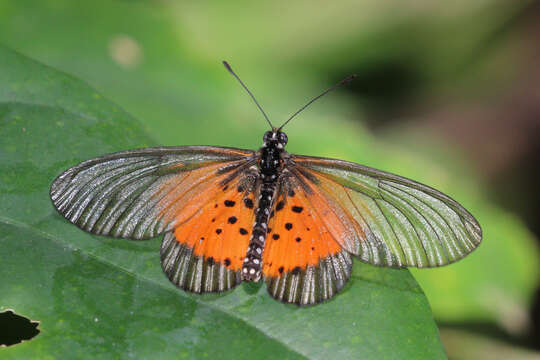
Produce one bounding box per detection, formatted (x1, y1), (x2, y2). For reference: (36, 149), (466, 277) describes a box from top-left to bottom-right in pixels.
(278, 132), (288, 145)
(263, 131), (273, 143)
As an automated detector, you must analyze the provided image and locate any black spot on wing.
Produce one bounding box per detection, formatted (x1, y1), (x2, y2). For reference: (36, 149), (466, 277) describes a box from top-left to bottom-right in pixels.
(243, 198), (254, 209)
(224, 200), (235, 207)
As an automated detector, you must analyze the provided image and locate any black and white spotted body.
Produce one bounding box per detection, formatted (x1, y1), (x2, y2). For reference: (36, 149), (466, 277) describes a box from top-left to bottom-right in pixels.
(242, 130), (288, 281)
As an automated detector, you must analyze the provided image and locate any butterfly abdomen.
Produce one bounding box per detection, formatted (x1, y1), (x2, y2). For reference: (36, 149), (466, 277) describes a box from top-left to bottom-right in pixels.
(242, 181), (277, 281)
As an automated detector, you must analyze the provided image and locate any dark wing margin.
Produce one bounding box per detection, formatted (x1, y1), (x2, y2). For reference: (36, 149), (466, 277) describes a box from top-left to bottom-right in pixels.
(292, 155), (482, 268)
(50, 146), (254, 240)
(266, 251), (352, 306)
(161, 232), (242, 293)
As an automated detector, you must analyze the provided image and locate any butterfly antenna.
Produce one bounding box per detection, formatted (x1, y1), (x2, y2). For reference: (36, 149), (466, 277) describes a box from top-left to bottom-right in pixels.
(277, 74), (357, 131)
(223, 61), (274, 129)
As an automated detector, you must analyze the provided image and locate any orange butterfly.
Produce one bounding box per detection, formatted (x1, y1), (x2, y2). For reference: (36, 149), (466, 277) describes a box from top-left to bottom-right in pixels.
(50, 62), (482, 305)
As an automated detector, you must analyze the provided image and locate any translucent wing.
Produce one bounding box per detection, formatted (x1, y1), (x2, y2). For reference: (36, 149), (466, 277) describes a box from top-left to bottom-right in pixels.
(50, 146), (254, 240)
(290, 155), (482, 268)
(161, 175), (258, 293)
(262, 176), (352, 305)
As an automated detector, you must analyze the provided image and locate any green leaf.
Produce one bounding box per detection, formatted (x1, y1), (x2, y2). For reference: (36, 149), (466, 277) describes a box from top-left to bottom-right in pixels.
(0, 47), (446, 358)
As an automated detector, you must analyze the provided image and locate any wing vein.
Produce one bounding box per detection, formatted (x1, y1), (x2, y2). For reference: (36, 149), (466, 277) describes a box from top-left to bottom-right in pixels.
(340, 185), (382, 263)
(372, 197), (405, 266)
(383, 181), (465, 257)
(68, 159), (158, 223)
(381, 182), (450, 264)
(56, 157), (153, 214)
(377, 180), (430, 265)
(289, 168), (353, 252)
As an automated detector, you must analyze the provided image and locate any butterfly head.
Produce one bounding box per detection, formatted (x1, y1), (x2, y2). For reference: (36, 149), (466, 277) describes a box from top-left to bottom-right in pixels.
(263, 130), (288, 150)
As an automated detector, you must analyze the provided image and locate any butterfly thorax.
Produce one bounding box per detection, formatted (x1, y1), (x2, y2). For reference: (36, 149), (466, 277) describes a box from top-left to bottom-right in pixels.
(259, 146), (281, 182)
(242, 131), (288, 281)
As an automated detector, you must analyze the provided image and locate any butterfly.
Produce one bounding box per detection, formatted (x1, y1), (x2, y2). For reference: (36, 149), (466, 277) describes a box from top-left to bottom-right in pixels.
(50, 61), (482, 306)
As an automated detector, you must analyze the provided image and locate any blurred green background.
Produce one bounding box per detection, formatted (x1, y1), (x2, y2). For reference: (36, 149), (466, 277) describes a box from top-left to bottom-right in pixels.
(1, 0), (540, 358)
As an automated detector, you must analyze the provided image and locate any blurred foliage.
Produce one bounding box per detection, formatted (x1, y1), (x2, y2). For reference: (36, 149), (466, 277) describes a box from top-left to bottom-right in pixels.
(0, 46), (446, 359)
(441, 327), (540, 360)
(0, 0), (539, 357)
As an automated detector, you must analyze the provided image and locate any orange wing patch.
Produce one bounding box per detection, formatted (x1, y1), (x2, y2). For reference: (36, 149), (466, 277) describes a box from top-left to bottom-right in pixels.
(172, 182), (256, 271)
(262, 189), (343, 278)
(156, 162), (235, 226)
(262, 175), (358, 305)
(160, 171), (257, 293)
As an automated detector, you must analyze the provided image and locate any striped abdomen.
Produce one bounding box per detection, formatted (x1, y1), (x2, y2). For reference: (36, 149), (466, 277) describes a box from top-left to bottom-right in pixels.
(242, 181), (277, 281)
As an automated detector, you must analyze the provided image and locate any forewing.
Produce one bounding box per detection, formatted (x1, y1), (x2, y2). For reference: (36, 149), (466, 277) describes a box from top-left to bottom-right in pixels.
(262, 176), (352, 305)
(50, 146), (254, 239)
(161, 176), (258, 293)
(292, 155), (482, 268)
